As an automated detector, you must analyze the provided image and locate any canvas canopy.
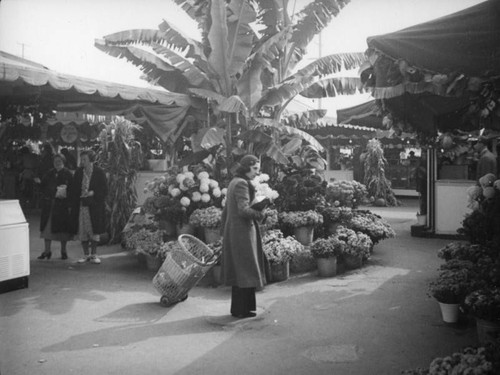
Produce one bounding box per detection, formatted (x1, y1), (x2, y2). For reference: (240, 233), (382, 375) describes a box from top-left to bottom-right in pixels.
(336, 100), (383, 128)
(362, 0), (500, 134)
(0, 51), (192, 142)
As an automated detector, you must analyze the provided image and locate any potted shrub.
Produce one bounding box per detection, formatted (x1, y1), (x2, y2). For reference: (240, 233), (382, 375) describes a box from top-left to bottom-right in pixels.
(428, 268), (471, 323)
(465, 287), (500, 344)
(189, 206), (223, 243)
(262, 230), (303, 282)
(310, 237), (344, 277)
(279, 210), (323, 246)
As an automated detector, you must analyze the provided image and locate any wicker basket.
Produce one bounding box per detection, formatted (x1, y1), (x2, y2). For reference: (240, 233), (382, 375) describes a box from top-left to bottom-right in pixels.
(152, 234), (217, 306)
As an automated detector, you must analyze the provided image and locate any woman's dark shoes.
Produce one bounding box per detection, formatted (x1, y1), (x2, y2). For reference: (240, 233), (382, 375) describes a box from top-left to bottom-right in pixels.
(37, 251), (52, 260)
(61, 253), (68, 260)
(232, 312), (257, 319)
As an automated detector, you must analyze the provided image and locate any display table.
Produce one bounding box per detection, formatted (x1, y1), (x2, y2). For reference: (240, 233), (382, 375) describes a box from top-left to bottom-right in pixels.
(434, 179), (476, 235)
(0, 200), (30, 293)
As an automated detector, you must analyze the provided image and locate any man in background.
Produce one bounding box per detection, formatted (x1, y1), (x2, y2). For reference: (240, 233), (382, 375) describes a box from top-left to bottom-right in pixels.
(474, 136), (497, 180)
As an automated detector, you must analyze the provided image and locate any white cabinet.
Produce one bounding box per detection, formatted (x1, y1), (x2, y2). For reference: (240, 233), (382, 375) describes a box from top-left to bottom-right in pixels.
(0, 200), (30, 285)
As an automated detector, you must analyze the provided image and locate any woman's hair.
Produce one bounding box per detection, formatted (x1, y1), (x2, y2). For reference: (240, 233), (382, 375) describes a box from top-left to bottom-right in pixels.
(235, 155), (259, 177)
(80, 149), (96, 162)
(53, 153), (66, 164)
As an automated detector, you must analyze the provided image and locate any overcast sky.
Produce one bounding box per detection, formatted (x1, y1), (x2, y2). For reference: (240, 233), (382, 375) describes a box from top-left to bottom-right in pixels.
(0, 0), (485, 116)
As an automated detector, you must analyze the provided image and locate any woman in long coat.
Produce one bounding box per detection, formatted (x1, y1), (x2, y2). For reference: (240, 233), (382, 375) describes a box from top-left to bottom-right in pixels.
(221, 155), (266, 319)
(69, 150), (108, 264)
(37, 153), (74, 260)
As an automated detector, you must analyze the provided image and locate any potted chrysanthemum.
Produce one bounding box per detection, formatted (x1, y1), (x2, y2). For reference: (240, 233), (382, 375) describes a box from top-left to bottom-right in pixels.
(189, 206), (223, 244)
(465, 287), (500, 344)
(334, 226), (373, 270)
(310, 237), (345, 277)
(262, 230), (303, 282)
(279, 210), (323, 246)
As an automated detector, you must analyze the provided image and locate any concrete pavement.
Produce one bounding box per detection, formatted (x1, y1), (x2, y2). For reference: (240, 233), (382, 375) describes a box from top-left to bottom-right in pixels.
(0, 199), (478, 375)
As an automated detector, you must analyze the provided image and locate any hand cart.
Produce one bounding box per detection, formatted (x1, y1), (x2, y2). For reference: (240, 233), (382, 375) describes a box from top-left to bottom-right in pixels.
(153, 234), (219, 307)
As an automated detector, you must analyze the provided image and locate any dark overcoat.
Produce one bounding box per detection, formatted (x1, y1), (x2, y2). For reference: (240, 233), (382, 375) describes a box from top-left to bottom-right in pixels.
(40, 167), (73, 233)
(221, 177), (266, 288)
(68, 164), (108, 235)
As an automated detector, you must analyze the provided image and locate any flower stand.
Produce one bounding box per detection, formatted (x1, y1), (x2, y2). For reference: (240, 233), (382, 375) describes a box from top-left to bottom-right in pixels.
(476, 318), (500, 344)
(438, 302), (460, 323)
(294, 226), (314, 246)
(203, 227), (221, 244)
(343, 254), (363, 270)
(317, 257), (337, 278)
(270, 261), (290, 282)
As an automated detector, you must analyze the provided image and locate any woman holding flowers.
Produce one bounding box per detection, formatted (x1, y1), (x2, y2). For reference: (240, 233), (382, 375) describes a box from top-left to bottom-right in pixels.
(221, 155), (267, 319)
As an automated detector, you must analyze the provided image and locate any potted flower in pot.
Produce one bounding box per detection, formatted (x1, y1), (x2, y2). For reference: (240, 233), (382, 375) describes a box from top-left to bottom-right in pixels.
(189, 206), (223, 243)
(334, 226), (373, 270)
(262, 230), (303, 282)
(279, 210), (323, 246)
(310, 237), (344, 277)
(428, 268), (471, 323)
(124, 228), (165, 271)
(321, 206), (354, 235)
(464, 287), (500, 344)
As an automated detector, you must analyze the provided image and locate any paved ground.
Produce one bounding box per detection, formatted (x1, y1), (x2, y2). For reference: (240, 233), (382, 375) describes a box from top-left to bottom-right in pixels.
(0, 199), (479, 375)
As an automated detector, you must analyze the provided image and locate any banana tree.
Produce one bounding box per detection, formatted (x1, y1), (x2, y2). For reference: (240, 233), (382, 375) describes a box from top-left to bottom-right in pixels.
(94, 0), (366, 166)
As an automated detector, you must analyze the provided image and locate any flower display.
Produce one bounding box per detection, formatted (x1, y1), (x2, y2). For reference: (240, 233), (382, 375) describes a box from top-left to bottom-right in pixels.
(262, 208), (279, 230)
(465, 287), (500, 322)
(144, 166), (227, 220)
(320, 206), (354, 225)
(251, 173), (280, 201)
(428, 268), (471, 304)
(124, 228), (164, 257)
(310, 237), (344, 259)
(189, 206), (223, 229)
(334, 226), (373, 259)
(262, 229), (304, 265)
(279, 210), (324, 228)
(325, 180), (368, 208)
(347, 210), (395, 244)
(437, 242), (491, 262)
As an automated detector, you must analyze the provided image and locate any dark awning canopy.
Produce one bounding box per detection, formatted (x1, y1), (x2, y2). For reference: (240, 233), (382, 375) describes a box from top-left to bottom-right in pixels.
(336, 100), (383, 128)
(0, 51), (192, 142)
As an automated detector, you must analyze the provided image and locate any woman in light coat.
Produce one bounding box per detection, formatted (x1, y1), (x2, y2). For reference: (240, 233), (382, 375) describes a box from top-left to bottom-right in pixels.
(221, 155), (266, 319)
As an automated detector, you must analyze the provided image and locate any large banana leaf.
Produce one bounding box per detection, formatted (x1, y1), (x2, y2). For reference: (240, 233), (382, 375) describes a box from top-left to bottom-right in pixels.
(253, 0), (290, 41)
(207, 0), (232, 95)
(94, 41), (191, 92)
(299, 76), (364, 98)
(158, 20), (205, 60)
(283, 109), (328, 127)
(288, 0), (351, 72)
(189, 88), (226, 103)
(152, 43), (211, 88)
(236, 53), (265, 112)
(100, 29), (169, 46)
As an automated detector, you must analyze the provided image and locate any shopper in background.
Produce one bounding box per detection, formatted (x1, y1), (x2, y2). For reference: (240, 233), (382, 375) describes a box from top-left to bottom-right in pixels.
(474, 136), (497, 181)
(69, 150), (108, 264)
(221, 154), (266, 319)
(37, 153), (74, 260)
(60, 148), (77, 172)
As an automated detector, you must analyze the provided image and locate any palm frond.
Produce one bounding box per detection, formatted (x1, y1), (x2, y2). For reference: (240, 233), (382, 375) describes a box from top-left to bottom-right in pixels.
(158, 20), (205, 59)
(282, 109), (327, 127)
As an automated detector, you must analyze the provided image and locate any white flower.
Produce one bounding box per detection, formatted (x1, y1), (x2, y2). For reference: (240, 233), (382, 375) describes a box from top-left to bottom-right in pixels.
(184, 171), (194, 179)
(176, 173), (186, 184)
(197, 171), (210, 180)
(208, 179), (219, 189)
(257, 173), (270, 182)
(200, 183), (209, 193)
(179, 183), (189, 191)
(180, 197), (190, 207)
(201, 193), (211, 203)
(192, 191), (202, 202)
(170, 188), (181, 197)
(212, 188), (221, 198)
(222, 197), (226, 207)
(167, 184), (175, 193)
(221, 188), (228, 196)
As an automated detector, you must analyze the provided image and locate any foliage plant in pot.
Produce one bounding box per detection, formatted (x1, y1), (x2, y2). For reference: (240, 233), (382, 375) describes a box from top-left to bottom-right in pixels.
(465, 287), (500, 344)
(189, 206), (223, 244)
(310, 237), (344, 278)
(262, 230), (303, 282)
(428, 268), (470, 323)
(279, 210), (323, 246)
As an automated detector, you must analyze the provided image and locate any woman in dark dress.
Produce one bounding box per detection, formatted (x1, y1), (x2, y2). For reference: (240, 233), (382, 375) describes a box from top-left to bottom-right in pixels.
(37, 153), (74, 260)
(69, 150), (108, 264)
(221, 155), (266, 319)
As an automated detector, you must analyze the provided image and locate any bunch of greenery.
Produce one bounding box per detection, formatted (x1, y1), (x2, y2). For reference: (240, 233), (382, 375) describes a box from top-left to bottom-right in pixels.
(362, 139), (399, 207)
(310, 237), (344, 259)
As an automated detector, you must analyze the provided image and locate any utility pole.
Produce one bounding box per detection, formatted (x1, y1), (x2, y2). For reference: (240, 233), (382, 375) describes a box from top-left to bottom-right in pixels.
(17, 42), (29, 58)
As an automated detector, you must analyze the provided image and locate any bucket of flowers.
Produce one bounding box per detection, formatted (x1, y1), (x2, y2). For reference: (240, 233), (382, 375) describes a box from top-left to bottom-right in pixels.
(320, 206), (354, 235)
(348, 210), (395, 246)
(465, 287), (500, 344)
(189, 206), (223, 244)
(262, 229), (303, 282)
(279, 210), (323, 246)
(310, 237), (345, 277)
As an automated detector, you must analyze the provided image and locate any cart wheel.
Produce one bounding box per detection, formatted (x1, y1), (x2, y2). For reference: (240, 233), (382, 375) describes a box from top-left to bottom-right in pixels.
(160, 296), (175, 307)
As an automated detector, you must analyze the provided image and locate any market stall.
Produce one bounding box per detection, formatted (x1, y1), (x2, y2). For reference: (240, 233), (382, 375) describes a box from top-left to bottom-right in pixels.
(361, 0), (500, 235)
